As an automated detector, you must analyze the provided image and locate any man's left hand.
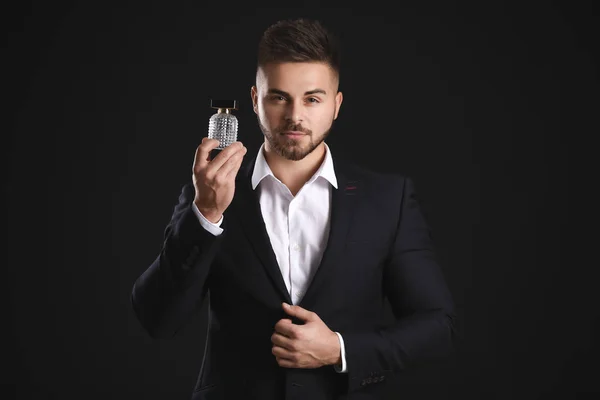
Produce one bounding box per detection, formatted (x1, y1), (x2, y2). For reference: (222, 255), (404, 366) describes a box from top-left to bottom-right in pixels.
(271, 302), (341, 369)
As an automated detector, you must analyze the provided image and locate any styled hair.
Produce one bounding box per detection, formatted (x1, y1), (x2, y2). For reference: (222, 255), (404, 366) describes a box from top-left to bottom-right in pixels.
(257, 18), (341, 79)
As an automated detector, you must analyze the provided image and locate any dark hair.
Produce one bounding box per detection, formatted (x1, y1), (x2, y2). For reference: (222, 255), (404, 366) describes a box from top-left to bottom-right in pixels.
(257, 18), (341, 79)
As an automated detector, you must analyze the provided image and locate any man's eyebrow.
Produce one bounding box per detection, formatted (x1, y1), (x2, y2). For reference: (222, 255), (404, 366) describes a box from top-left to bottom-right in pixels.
(305, 89), (327, 95)
(267, 88), (327, 96)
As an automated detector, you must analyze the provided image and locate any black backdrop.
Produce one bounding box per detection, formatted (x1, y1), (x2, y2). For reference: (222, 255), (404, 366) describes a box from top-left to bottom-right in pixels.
(5, 2), (598, 399)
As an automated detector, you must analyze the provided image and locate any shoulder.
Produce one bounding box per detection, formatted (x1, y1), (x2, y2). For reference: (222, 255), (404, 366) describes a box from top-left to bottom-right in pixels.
(333, 155), (408, 191)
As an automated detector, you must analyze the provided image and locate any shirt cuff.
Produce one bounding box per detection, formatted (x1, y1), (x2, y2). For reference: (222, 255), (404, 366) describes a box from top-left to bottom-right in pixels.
(191, 202), (224, 236)
(333, 332), (347, 373)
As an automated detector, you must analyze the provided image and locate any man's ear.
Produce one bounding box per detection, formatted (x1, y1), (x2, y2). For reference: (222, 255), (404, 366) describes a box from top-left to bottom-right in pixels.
(251, 86), (258, 115)
(334, 91), (343, 120)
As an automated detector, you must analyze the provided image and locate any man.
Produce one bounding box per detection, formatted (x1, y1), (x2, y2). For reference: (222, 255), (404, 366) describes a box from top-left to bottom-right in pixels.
(131, 17), (456, 400)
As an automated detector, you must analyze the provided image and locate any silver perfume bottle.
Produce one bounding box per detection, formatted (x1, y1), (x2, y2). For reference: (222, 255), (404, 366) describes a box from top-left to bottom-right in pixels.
(208, 99), (238, 150)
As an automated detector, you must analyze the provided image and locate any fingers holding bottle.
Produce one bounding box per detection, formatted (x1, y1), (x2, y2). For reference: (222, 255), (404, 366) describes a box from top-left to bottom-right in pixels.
(192, 138), (247, 223)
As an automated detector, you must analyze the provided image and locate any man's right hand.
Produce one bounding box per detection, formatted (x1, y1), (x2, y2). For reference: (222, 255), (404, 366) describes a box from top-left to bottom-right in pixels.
(192, 138), (247, 223)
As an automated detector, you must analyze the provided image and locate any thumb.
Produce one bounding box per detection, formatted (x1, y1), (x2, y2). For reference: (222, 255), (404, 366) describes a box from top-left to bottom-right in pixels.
(282, 302), (315, 322)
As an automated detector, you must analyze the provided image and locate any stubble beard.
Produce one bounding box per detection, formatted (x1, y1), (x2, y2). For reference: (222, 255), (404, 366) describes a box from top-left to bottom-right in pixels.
(257, 117), (333, 161)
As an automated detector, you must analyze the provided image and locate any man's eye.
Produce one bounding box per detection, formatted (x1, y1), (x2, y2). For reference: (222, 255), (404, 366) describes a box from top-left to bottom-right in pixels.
(307, 97), (320, 103)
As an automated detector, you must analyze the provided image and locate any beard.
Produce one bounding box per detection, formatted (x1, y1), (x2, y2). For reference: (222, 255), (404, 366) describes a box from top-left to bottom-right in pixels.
(257, 117), (334, 161)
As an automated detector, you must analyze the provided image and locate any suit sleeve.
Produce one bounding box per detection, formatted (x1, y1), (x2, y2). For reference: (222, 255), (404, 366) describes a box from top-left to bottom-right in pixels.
(130, 182), (226, 339)
(341, 177), (457, 392)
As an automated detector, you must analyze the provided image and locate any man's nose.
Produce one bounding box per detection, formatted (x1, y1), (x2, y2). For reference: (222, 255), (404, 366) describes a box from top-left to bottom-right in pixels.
(284, 100), (303, 122)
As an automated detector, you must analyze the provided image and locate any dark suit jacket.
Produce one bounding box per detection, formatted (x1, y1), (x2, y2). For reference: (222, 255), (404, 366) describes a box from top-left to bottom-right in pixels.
(131, 150), (456, 400)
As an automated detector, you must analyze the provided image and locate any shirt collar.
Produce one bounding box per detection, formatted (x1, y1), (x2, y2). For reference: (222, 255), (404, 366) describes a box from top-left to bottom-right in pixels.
(251, 142), (338, 190)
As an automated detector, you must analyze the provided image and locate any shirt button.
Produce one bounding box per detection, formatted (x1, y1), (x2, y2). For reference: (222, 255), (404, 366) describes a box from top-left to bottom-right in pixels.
(293, 243), (300, 251)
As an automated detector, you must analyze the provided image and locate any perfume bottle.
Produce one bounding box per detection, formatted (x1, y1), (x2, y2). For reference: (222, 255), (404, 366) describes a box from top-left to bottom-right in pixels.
(208, 99), (238, 151)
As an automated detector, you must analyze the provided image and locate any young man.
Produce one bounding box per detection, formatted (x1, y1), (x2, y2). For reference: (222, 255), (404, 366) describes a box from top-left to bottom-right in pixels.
(131, 18), (456, 400)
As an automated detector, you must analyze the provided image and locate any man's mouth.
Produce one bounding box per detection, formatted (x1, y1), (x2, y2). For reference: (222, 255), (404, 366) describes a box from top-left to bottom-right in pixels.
(283, 131), (306, 137)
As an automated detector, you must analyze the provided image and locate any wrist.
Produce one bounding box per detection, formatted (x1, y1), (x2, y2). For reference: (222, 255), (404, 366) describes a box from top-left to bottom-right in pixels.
(194, 203), (222, 224)
(330, 331), (342, 366)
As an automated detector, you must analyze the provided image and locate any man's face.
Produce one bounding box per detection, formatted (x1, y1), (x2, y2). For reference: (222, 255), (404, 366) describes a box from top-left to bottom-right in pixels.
(251, 62), (343, 161)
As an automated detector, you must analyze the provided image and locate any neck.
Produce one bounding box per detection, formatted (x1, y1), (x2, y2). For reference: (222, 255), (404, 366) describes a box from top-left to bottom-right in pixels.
(263, 142), (326, 196)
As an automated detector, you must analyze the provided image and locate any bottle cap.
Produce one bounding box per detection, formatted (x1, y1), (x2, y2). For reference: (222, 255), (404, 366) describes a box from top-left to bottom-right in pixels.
(210, 99), (238, 109)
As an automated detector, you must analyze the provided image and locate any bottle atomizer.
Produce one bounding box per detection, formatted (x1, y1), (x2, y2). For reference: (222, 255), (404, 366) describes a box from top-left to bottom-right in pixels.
(208, 99), (238, 151)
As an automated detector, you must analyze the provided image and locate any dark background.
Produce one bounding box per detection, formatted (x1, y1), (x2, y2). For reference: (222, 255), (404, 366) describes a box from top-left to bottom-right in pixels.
(4, 1), (598, 399)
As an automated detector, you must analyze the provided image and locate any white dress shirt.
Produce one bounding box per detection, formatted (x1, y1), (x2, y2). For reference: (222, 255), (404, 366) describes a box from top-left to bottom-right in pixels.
(192, 142), (347, 373)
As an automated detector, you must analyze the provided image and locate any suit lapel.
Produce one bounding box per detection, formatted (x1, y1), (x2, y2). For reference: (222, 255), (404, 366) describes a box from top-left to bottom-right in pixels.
(299, 164), (360, 310)
(230, 155), (293, 304)
(229, 151), (360, 308)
